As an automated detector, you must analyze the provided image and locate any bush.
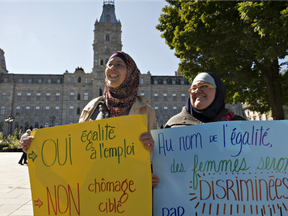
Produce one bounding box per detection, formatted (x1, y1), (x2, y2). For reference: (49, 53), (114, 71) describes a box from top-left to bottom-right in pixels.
(0, 142), (9, 151)
(0, 131), (22, 152)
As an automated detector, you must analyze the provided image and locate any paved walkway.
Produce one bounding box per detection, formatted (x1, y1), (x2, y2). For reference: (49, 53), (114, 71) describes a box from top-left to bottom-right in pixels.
(0, 153), (33, 216)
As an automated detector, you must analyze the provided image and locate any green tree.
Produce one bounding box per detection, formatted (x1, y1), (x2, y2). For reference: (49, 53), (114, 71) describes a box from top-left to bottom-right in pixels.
(157, 0), (288, 120)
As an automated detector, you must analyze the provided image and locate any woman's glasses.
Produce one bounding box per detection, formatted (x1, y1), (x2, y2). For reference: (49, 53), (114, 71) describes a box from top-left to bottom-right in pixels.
(188, 83), (216, 93)
(106, 63), (126, 70)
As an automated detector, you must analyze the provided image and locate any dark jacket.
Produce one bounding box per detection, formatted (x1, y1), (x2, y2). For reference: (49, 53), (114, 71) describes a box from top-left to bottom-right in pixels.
(165, 107), (246, 128)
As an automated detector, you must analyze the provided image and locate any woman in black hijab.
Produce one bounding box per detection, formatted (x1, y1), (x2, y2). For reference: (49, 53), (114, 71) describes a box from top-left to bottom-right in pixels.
(165, 72), (246, 128)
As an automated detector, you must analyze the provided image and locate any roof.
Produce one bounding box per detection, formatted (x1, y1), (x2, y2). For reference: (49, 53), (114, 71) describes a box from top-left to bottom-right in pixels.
(99, 0), (118, 25)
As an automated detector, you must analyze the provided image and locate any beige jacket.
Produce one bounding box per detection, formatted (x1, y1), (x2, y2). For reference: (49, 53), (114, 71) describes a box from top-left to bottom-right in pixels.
(79, 96), (157, 131)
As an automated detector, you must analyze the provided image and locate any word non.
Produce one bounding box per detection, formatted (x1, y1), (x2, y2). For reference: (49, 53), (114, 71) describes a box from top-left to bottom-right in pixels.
(46, 183), (80, 215)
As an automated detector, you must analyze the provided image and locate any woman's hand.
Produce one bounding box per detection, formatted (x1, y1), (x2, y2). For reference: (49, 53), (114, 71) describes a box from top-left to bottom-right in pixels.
(152, 174), (159, 187)
(20, 136), (34, 153)
(139, 132), (155, 154)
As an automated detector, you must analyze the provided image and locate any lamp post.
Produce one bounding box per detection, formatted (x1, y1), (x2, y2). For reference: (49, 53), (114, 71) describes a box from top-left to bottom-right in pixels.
(50, 116), (56, 127)
(4, 115), (14, 135)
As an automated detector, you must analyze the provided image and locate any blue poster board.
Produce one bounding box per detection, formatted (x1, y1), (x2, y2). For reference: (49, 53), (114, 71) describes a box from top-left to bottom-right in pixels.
(152, 121), (288, 216)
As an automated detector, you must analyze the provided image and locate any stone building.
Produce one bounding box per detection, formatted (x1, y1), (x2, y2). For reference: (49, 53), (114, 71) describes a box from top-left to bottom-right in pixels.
(242, 104), (273, 121)
(0, 0), (191, 134)
(0, 0), (251, 135)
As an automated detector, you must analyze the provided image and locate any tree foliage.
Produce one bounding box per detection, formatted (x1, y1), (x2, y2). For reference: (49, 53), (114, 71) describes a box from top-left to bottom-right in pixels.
(157, 0), (288, 119)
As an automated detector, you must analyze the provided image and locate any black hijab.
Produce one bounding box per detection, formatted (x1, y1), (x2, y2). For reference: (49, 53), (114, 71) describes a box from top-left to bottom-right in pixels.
(186, 72), (226, 123)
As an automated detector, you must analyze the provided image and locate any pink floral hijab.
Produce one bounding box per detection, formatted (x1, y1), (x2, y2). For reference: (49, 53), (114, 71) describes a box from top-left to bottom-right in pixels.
(103, 51), (140, 117)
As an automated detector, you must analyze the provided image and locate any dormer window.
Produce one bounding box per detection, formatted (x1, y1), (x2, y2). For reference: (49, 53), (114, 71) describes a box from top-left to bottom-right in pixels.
(106, 34), (110, 41)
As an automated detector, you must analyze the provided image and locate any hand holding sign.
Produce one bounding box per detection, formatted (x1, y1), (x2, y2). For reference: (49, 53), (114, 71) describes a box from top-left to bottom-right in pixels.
(28, 115), (152, 216)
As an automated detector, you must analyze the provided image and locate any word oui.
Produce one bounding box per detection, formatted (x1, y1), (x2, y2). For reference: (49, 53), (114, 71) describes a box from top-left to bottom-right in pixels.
(41, 135), (73, 167)
(88, 178), (136, 214)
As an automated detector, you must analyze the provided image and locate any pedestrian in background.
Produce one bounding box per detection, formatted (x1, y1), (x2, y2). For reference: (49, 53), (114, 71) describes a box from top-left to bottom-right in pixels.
(18, 129), (31, 165)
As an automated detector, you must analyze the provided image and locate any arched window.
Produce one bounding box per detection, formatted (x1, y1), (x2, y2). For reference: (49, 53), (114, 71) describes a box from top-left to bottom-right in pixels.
(70, 93), (74, 100)
(77, 94), (81, 100)
(35, 106), (40, 115)
(78, 77), (81, 83)
(99, 88), (103, 96)
(105, 59), (108, 64)
(154, 107), (159, 116)
(1, 106), (5, 115)
(25, 106), (30, 115)
(69, 106), (74, 115)
(106, 34), (110, 41)
(100, 60), (104, 65)
(16, 106), (20, 115)
(45, 106), (50, 115)
(55, 106), (59, 115)
(77, 107), (81, 115)
(84, 93), (88, 100)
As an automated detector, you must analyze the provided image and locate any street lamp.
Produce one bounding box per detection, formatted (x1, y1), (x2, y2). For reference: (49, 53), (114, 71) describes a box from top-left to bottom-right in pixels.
(4, 115), (14, 135)
(50, 116), (56, 127)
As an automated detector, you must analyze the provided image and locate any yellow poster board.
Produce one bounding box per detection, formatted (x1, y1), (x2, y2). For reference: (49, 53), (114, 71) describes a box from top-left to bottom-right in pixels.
(27, 115), (152, 216)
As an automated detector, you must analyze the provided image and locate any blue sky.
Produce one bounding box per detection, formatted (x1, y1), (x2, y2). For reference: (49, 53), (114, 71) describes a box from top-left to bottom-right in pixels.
(0, 0), (180, 75)
(1, 0), (287, 76)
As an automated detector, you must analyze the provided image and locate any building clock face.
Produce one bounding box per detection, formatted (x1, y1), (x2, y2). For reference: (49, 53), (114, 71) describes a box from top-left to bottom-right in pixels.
(105, 49), (110, 54)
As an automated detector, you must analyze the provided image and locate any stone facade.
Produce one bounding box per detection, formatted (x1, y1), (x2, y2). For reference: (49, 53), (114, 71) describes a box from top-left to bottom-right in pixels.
(0, 49), (8, 74)
(0, 0), (191, 134)
(0, 0), (249, 135)
(242, 104), (273, 121)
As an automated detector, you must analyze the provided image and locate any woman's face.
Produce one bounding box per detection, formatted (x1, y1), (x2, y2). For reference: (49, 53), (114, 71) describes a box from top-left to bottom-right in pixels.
(105, 57), (127, 88)
(190, 81), (216, 110)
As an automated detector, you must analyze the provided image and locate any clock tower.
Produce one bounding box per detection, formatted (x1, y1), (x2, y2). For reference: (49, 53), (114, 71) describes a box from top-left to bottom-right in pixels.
(92, 0), (122, 97)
